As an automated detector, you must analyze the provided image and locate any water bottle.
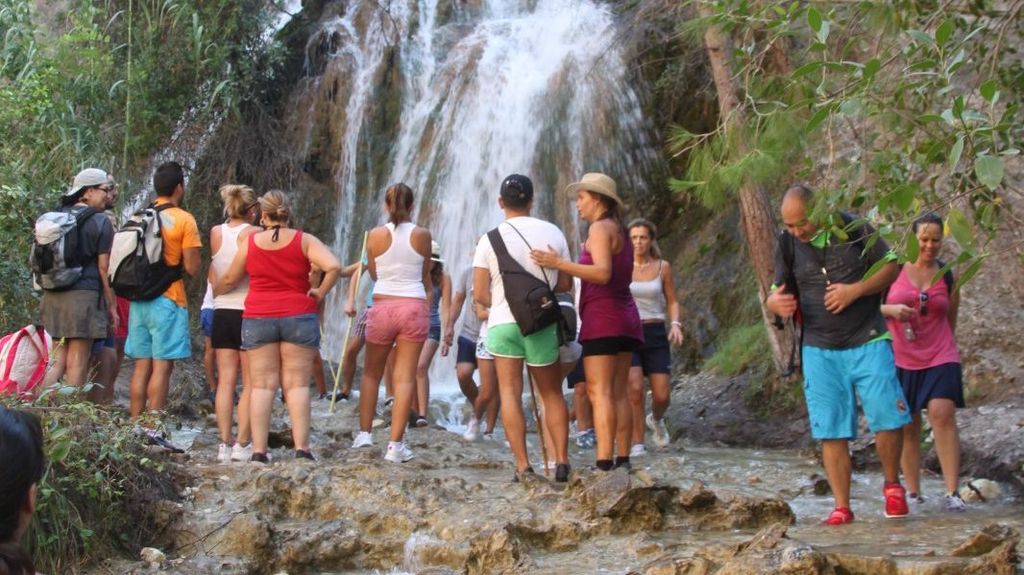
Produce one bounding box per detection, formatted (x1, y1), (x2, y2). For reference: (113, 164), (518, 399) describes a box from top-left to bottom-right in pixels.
(903, 323), (916, 341)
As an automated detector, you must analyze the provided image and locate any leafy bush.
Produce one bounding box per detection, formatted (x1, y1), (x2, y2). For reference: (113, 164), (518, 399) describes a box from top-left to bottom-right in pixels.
(704, 323), (770, 376)
(1, 387), (179, 573)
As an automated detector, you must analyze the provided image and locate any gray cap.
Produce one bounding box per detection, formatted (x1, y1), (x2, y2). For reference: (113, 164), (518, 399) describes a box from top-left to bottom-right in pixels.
(66, 168), (109, 197)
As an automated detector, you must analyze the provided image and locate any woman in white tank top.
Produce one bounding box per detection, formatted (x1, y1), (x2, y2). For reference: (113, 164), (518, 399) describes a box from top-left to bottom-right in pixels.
(352, 183), (433, 464)
(208, 185), (259, 463)
(626, 219), (683, 454)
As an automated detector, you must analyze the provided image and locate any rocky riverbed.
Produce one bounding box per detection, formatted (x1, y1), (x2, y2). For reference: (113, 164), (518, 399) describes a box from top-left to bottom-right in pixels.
(85, 375), (1022, 575)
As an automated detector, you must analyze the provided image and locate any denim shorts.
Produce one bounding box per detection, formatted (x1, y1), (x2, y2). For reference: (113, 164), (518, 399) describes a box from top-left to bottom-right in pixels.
(802, 340), (911, 440)
(241, 313), (320, 350)
(200, 307), (214, 338)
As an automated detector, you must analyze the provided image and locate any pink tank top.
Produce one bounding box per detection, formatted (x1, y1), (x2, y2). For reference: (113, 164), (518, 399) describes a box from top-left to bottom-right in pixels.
(884, 267), (960, 370)
(243, 231), (318, 318)
(578, 228), (643, 343)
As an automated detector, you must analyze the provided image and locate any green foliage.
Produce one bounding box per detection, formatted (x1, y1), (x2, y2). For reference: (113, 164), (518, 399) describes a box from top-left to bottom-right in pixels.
(704, 322), (770, 376)
(1, 387), (177, 573)
(677, 0), (1023, 285)
(0, 0), (278, 331)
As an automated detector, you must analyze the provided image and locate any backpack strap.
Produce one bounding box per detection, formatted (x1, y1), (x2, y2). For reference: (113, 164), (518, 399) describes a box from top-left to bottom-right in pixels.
(500, 221), (553, 286)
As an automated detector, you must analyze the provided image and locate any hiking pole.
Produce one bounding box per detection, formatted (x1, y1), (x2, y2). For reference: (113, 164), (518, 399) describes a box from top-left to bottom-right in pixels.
(526, 370), (550, 477)
(329, 231), (368, 413)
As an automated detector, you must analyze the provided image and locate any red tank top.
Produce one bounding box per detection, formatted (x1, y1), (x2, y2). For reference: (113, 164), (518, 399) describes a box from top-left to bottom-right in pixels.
(243, 231), (318, 318)
(884, 267), (960, 370)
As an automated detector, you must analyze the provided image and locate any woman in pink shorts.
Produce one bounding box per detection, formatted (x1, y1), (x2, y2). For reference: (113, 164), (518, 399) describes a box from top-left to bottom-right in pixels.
(351, 183), (432, 463)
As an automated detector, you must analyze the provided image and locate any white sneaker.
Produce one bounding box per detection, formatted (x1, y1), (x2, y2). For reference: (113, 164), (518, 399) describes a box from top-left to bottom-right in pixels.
(482, 432), (494, 442)
(630, 443), (647, 457)
(217, 443), (231, 463)
(463, 416), (480, 441)
(230, 442), (253, 462)
(384, 441), (414, 463)
(352, 431), (374, 449)
(648, 413), (670, 447)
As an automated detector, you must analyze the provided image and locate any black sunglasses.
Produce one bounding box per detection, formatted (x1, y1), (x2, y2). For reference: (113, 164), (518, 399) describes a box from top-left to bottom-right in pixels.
(919, 292), (929, 316)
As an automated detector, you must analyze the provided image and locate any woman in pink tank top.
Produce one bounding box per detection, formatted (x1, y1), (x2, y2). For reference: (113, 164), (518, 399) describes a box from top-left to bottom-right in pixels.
(352, 183), (433, 464)
(881, 213), (966, 512)
(215, 190), (341, 463)
(532, 172), (642, 472)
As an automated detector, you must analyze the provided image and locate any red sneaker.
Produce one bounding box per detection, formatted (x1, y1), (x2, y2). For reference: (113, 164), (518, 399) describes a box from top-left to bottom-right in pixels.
(884, 482), (909, 518)
(823, 506), (855, 525)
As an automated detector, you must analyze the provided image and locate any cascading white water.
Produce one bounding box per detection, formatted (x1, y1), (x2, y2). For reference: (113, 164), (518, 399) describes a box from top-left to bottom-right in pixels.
(304, 0), (663, 392)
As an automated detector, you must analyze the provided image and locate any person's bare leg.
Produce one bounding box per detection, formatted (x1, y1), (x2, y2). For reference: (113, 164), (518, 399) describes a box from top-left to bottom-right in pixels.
(456, 362), (479, 405)
(247, 344), (280, 454)
(64, 338), (93, 388)
(237, 351), (252, 444)
(627, 365), (645, 445)
(88, 346), (118, 403)
(341, 335), (365, 397)
(584, 355), (617, 463)
(44, 343), (68, 387)
(900, 413), (923, 496)
(281, 342), (316, 452)
(203, 336), (216, 394)
(215, 348), (240, 444)
(477, 358), (499, 433)
(575, 382), (593, 431)
(129, 358), (153, 417)
(312, 351), (326, 396)
(875, 428), (904, 485)
(358, 343), (392, 432)
(389, 339), (426, 442)
(384, 348), (395, 401)
(494, 356), (529, 472)
(415, 339), (439, 417)
(145, 359), (174, 412)
(612, 352), (633, 458)
(926, 399), (961, 494)
(649, 372), (671, 421)
(532, 362), (569, 465)
(822, 439), (853, 510)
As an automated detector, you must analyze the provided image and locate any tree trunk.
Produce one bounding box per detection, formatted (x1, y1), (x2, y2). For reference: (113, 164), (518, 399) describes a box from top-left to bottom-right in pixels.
(698, 2), (796, 381)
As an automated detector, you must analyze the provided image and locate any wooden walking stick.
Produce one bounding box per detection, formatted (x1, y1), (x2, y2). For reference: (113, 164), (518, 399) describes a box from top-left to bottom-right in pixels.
(526, 370), (550, 477)
(329, 231), (369, 413)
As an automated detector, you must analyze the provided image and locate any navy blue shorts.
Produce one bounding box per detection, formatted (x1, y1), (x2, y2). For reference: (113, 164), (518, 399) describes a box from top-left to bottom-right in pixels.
(241, 313), (320, 350)
(200, 307), (214, 338)
(566, 360), (586, 388)
(631, 323), (671, 375)
(897, 362), (964, 413)
(456, 335), (477, 366)
(428, 320), (442, 342)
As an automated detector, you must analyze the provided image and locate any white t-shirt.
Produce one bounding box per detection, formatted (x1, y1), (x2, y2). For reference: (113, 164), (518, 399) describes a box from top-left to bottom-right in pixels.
(472, 216), (570, 329)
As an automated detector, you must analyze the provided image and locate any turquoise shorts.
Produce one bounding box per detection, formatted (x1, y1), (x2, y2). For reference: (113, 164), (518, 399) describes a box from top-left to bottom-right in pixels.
(126, 296), (191, 360)
(802, 340), (911, 440)
(486, 322), (559, 367)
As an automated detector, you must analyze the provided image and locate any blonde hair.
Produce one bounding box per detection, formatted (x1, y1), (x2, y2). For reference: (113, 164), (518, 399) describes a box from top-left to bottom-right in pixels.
(259, 190), (291, 225)
(384, 183), (415, 225)
(627, 218), (661, 259)
(220, 184), (256, 220)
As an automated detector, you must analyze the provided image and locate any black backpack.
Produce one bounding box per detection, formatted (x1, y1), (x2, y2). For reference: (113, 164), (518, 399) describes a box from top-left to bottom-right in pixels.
(107, 203), (183, 301)
(487, 224), (565, 338)
(29, 206), (100, 291)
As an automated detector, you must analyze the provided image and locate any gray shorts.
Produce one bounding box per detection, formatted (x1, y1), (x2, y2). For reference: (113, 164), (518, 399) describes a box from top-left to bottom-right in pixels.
(40, 289), (108, 339)
(241, 313), (320, 350)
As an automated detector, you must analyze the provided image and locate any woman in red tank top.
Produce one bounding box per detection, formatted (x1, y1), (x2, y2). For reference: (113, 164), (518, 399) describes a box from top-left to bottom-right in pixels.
(215, 190), (341, 463)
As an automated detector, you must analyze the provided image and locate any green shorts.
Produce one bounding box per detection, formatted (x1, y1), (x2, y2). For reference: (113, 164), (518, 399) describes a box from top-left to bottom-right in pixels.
(485, 322), (559, 367)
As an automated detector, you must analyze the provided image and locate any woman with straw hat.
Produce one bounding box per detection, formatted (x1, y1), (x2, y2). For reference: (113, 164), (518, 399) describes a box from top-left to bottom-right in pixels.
(531, 172), (643, 471)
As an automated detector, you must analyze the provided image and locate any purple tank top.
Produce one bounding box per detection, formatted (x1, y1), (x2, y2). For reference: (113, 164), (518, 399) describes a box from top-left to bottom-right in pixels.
(578, 229), (643, 343)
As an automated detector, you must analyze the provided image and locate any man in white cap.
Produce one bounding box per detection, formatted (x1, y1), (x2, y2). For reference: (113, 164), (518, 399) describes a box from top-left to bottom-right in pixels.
(473, 173), (574, 482)
(41, 168), (118, 389)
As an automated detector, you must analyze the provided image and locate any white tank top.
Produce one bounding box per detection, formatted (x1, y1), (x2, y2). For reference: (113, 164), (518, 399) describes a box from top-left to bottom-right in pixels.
(212, 222), (251, 309)
(629, 262), (666, 321)
(372, 222), (426, 299)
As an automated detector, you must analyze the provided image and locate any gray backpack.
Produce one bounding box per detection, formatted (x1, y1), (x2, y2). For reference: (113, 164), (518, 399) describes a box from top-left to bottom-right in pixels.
(29, 206), (99, 291)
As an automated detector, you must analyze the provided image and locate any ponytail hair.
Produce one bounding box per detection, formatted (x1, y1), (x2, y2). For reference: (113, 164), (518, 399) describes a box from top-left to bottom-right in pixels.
(258, 190), (291, 226)
(384, 183), (415, 225)
(220, 184), (257, 220)
(0, 407), (45, 575)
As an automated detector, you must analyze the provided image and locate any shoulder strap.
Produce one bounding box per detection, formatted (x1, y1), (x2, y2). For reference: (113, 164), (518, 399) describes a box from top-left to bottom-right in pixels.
(779, 230), (795, 281)
(937, 260), (955, 292)
(500, 221), (552, 285)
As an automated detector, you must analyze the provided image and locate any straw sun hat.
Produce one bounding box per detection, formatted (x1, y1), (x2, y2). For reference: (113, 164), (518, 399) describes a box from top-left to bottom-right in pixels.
(564, 172), (623, 208)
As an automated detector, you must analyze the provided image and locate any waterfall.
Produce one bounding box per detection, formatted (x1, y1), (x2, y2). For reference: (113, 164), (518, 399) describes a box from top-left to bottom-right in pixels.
(293, 0), (663, 390)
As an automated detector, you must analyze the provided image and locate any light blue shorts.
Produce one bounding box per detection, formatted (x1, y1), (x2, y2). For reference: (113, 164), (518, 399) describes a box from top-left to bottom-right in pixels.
(126, 296), (191, 360)
(802, 340), (910, 440)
